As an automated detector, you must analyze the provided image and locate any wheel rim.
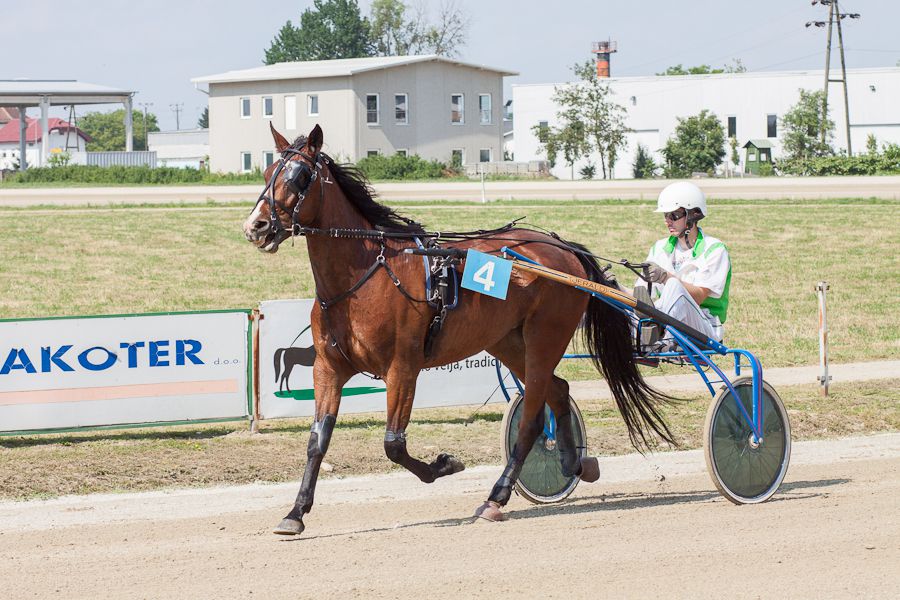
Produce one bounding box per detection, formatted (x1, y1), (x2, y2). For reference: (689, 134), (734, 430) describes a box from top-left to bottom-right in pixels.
(506, 398), (585, 502)
(709, 382), (788, 501)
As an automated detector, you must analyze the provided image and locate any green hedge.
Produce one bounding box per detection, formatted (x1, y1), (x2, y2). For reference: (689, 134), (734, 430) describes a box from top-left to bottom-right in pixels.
(1, 165), (264, 185)
(355, 154), (450, 180)
(779, 144), (900, 176)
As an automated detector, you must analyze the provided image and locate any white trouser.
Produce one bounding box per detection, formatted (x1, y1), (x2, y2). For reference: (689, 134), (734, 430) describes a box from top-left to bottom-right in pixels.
(654, 278), (723, 343)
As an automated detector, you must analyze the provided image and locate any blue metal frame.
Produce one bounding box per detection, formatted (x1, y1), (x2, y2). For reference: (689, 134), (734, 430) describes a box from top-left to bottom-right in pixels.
(495, 247), (766, 443)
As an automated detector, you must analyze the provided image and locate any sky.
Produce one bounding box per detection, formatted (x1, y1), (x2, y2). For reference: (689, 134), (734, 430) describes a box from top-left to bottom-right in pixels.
(5, 0), (898, 131)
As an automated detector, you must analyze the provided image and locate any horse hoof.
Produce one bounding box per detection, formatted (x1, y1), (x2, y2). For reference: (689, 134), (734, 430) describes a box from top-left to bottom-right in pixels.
(474, 501), (505, 522)
(580, 456), (600, 483)
(434, 453), (466, 477)
(273, 518), (305, 536)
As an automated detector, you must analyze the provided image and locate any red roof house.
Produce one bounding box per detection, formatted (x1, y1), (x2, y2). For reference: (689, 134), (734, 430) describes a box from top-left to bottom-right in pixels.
(0, 107), (20, 125)
(0, 117), (92, 144)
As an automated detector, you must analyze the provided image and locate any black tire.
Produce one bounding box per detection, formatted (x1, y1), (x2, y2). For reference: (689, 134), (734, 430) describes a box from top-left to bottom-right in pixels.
(501, 393), (586, 504)
(703, 377), (791, 504)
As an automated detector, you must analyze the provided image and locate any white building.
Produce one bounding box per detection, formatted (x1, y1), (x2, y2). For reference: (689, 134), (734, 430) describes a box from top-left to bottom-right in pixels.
(514, 67), (900, 179)
(192, 55), (517, 174)
(148, 129), (209, 169)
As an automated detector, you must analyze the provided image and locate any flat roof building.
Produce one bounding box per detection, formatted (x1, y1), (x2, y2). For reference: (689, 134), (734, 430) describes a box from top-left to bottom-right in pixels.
(513, 67), (900, 179)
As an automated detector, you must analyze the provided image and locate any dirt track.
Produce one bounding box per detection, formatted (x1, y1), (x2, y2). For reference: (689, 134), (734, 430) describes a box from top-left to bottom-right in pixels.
(2, 434), (897, 599)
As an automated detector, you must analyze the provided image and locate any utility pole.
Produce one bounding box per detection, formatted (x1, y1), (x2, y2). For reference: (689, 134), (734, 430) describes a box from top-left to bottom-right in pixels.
(170, 103), (184, 130)
(138, 102), (153, 150)
(807, 0), (860, 155)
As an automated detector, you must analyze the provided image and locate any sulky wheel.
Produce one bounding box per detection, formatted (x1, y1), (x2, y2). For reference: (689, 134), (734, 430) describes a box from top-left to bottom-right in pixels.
(501, 393), (587, 504)
(703, 377), (791, 504)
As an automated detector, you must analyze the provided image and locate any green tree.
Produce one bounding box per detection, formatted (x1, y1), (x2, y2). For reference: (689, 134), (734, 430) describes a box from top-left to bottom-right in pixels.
(369, 0), (469, 57)
(729, 136), (740, 173)
(865, 133), (878, 155)
(264, 0), (373, 64)
(79, 109), (159, 151)
(779, 88), (834, 174)
(661, 109), (726, 178)
(632, 143), (658, 179)
(657, 59), (745, 76)
(551, 61), (629, 179)
(531, 110), (589, 179)
(198, 106), (209, 129)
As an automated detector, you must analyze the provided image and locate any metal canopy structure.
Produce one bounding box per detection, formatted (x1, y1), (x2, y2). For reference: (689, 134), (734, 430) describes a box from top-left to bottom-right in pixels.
(0, 79), (135, 170)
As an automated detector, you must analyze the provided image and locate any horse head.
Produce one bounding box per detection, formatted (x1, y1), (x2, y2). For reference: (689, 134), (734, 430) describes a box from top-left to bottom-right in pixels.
(242, 123), (326, 253)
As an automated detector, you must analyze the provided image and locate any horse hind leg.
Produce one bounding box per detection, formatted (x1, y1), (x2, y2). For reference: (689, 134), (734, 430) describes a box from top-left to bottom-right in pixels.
(544, 376), (599, 483)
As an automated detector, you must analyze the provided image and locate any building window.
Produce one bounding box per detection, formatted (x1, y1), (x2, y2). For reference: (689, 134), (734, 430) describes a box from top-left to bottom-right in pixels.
(366, 94), (379, 125)
(396, 149), (408, 157)
(262, 96), (273, 119)
(479, 148), (492, 163)
(451, 94), (464, 124)
(240, 98), (251, 119)
(451, 148), (464, 167)
(727, 116), (737, 138)
(285, 96), (297, 130)
(263, 151), (275, 169)
(395, 93), (408, 124)
(308, 94), (319, 116)
(538, 120), (549, 143)
(478, 94), (492, 125)
(367, 149), (380, 157)
(241, 152), (252, 172)
(767, 114), (777, 138)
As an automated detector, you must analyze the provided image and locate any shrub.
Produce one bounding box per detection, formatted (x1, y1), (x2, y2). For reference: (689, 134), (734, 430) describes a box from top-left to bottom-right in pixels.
(777, 144), (900, 176)
(579, 163), (596, 179)
(0, 165), (264, 185)
(355, 154), (447, 180)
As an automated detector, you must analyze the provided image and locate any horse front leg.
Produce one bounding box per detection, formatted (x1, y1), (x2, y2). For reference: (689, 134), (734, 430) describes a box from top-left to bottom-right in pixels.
(383, 371), (465, 483)
(273, 360), (351, 536)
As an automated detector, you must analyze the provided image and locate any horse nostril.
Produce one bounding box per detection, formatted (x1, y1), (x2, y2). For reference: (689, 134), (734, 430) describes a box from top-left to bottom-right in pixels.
(254, 220), (269, 231)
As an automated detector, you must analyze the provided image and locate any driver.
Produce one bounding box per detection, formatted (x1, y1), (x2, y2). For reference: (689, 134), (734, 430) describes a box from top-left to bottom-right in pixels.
(634, 182), (731, 348)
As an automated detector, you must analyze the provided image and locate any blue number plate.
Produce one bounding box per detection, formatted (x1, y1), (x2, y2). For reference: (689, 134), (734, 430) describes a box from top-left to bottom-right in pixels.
(461, 250), (512, 300)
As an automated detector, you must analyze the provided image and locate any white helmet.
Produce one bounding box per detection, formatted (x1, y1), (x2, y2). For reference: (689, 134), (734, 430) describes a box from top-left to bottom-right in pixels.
(655, 182), (707, 218)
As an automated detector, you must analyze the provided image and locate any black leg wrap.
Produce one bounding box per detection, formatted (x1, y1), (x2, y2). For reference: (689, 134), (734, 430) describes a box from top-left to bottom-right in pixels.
(290, 415), (337, 518)
(488, 452), (525, 506)
(554, 411), (583, 478)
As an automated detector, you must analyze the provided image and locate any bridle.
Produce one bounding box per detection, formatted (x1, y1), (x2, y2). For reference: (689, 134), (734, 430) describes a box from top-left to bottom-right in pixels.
(257, 143), (325, 239)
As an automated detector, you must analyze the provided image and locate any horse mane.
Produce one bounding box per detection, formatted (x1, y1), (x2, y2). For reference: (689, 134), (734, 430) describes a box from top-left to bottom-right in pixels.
(291, 135), (425, 234)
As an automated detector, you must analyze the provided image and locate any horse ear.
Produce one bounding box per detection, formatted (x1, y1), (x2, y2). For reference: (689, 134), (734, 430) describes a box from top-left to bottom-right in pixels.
(307, 124), (323, 155)
(270, 122), (290, 153)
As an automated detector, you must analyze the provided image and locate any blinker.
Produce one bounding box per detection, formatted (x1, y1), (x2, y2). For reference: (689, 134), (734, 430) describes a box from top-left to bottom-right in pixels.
(283, 160), (311, 195)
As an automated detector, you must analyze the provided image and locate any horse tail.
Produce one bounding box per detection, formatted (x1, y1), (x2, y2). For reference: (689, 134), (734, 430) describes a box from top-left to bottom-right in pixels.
(567, 240), (678, 449)
(274, 348), (285, 382)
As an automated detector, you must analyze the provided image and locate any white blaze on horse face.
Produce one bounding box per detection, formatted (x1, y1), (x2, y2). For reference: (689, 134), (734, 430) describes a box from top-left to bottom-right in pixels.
(243, 198), (269, 241)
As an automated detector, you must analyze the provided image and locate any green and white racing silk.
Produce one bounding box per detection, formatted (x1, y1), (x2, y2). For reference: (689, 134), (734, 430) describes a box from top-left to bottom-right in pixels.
(639, 228), (732, 323)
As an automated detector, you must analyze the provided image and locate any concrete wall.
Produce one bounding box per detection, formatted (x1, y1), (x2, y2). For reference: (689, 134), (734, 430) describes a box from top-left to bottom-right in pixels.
(351, 62), (504, 164)
(208, 77), (354, 172)
(514, 67), (900, 179)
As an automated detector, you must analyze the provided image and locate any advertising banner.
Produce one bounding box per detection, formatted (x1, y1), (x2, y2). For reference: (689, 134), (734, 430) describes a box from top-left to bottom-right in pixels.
(259, 300), (507, 419)
(0, 311), (250, 433)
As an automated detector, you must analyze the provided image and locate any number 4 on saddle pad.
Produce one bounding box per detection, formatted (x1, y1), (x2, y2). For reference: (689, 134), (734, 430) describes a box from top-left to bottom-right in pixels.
(461, 250), (512, 300)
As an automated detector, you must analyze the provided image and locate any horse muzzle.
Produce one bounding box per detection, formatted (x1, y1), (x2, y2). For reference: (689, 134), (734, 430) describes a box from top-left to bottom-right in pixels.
(243, 218), (287, 253)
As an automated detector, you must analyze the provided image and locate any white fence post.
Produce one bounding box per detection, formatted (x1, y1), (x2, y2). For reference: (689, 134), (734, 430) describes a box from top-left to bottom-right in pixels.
(815, 281), (831, 396)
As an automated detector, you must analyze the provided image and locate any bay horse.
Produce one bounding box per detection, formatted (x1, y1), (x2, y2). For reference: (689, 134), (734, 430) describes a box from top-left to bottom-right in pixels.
(242, 124), (674, 535)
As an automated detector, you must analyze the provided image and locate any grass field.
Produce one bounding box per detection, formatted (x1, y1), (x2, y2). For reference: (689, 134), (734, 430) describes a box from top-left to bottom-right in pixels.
(1, 378), (896, 500)
(1, 197), (897, 368)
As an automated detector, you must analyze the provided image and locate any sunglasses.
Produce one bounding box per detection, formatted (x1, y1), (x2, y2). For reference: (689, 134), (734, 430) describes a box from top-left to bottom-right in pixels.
(664, 210), (687, 221)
